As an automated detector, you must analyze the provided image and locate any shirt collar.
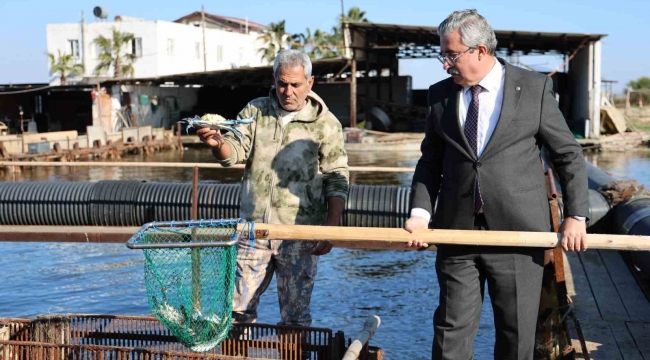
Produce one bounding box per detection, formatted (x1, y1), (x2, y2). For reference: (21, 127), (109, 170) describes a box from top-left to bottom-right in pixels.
(463, 59), (504, 94)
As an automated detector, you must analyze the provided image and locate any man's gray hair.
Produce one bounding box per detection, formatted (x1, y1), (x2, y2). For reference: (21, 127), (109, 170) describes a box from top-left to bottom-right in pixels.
(438, 9), (498, 55)
(273, 49), (312, 79)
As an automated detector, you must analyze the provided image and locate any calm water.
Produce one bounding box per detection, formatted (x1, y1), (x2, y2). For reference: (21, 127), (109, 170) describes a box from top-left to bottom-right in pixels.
(2, 147), (649, 359)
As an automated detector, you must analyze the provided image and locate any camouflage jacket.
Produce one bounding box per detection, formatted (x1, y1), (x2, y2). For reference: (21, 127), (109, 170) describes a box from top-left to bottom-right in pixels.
(217, 89), (349, 226)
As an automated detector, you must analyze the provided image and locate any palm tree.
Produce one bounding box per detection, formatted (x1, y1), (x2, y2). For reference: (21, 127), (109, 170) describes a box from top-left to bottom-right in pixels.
(340, 7), (369, 23)
(257, 21), (289, 64)
(313, 30), (339, 59)
(93, 28), (137, 78)
(290, 28), (312, 53)
(328, 7), (369, 57)
(48, 50), (84, 85)
(292, 27), (343, 60)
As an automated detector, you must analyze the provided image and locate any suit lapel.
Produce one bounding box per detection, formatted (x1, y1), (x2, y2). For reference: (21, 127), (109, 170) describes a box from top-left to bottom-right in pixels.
(439, 84), (475, 161)
(481, 59), (523, 158)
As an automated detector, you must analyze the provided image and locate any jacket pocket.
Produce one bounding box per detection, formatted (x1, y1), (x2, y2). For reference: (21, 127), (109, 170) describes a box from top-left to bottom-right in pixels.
(511, 119), (533, 127)
(512, 183), (542, 194)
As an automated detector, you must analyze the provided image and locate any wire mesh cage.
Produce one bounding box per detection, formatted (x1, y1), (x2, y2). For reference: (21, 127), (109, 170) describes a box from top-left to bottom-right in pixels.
(126, 218), (252, 352)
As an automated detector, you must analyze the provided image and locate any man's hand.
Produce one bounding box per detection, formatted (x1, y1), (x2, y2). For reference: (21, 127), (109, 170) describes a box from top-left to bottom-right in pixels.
(404, 216), (429, 249)
(312, 198), (344, 256)
(196, 127), (224, 148)
(197, 127), (231, 160)
(560, 217), (587, 252)
(312, 218), (337, 256)
(312, 241), (333, 256)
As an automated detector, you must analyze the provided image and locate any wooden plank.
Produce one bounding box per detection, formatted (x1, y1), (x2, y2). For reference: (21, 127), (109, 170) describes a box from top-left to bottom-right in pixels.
(608, 321), (644, 360)
(626, 322), (650, 358)
(579, 251), (630, 321)
(600, 250), (650, 322)
(565, 251), (602, 321)
(579, 321), (624, 359)
(22, 130), (77, 144)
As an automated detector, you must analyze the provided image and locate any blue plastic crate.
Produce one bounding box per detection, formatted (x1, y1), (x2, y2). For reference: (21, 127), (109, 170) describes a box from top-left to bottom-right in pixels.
(27, 141), (51, 154)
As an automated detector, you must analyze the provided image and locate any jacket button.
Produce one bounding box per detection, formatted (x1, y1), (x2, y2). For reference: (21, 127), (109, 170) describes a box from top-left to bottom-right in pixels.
(476, 162), (482, 168)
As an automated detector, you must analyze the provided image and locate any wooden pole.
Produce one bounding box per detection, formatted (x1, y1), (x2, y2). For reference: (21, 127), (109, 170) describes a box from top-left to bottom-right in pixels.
(1, 225), (650, 251)
(191, 166), (201, 310)
(350, 58), (357, 128)
(364, 45), (370, 129)
(201, 5), (207, 72)
(177, 122), (184, 153)
(95, 84), (101, 128)
(241, 223), (650, 251)
(0, 161), (417, 173)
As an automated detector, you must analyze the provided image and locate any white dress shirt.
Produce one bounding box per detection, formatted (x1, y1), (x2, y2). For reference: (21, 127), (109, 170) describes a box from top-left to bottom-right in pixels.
(411, 59), (505, 223)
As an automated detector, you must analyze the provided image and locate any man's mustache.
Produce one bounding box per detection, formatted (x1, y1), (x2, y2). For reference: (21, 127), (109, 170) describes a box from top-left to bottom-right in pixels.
(447, 68), (460, 75)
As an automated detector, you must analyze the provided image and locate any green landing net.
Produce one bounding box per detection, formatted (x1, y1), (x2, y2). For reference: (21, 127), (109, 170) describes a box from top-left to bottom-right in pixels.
(127, 218), (253, 352)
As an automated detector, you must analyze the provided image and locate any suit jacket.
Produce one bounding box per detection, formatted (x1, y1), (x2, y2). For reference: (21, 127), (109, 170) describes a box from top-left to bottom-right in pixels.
(410, 58), (589, 232)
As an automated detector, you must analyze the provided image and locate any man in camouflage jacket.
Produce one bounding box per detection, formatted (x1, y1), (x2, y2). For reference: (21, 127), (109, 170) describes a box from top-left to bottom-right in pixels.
(197, 49), (349, 326)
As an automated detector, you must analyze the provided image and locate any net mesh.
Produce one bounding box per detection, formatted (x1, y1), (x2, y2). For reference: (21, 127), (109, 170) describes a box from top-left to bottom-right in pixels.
(132, 219), (243, 352)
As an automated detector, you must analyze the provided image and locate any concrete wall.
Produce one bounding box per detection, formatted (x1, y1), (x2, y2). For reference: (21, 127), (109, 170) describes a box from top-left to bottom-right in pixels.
(46, 18), (266, 84)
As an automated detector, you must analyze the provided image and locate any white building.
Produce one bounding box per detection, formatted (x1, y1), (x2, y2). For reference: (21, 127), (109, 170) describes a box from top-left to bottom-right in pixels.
(46, 11), (269, 85)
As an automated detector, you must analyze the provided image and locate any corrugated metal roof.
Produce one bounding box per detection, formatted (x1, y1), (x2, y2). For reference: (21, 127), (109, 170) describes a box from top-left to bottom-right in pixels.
(103, 58), (353, 87)
(349, 22), (607, 56)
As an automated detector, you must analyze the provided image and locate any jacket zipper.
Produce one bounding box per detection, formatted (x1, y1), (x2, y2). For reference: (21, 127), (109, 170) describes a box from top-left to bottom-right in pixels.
(263, 118), (288, 223)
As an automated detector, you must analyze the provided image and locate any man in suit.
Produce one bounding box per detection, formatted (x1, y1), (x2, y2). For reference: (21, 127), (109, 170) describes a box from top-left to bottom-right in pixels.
(404, 9), (589, 360)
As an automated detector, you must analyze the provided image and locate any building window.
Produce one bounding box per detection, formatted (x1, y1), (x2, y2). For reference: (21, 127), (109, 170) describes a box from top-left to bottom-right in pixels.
(167, 39), (174, 56)
(131, 38), (142, 57)
(68, 40), (79, 58)
(216, 45), (223, 62)
(195, 42), (201, 60)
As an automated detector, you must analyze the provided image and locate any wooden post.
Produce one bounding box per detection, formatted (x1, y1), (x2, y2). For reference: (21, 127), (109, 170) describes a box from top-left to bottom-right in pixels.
(191, 166), (201, 310)
(375, 60), (381, 104)
(177, 121), (184, 153)
(350, 58), (357, 129)
(388, 54), (394, 102)
(19, 106), (24, 134)
(192, 166), (199, 219)
(364, 46), (370, 129)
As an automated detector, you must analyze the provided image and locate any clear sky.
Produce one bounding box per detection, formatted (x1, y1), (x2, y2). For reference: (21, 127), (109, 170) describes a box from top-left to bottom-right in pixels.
(1, 0), (647, 93)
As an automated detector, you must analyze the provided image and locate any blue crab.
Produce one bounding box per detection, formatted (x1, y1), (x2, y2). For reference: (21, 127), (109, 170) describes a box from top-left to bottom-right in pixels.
(179, 113), (255, 145)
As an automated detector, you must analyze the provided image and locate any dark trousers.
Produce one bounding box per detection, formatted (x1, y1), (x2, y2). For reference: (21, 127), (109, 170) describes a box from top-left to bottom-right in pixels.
(432, 214), (545, 360)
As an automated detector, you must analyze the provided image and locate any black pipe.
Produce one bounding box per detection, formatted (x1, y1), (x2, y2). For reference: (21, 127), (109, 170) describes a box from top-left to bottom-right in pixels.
(614, 196), (650, 275)
(0, 178), (620, 232)
(584, 160), (650, 276)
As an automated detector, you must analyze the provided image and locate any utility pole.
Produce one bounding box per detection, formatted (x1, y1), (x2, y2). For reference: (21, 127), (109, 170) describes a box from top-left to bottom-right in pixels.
(201, 5), (207, 72)
(81, 10), (87, 79)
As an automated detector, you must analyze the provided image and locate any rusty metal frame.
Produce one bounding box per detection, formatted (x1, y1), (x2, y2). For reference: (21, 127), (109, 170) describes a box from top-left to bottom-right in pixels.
(348, 22), (606, 59)
(1, 314), (340, 360)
